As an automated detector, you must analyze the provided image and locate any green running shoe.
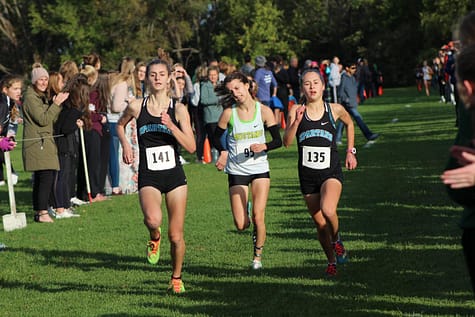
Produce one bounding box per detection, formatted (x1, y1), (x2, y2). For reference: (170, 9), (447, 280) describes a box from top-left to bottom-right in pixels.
(146, 228), (161, 265)
(168, 277), (185, 294)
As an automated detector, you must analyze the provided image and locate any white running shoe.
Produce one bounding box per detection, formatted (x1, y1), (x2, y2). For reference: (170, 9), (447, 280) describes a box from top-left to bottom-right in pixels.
(251, 259), (262, 270)
(71, 197), (88, 206)
(0, 181), (5, 186)
(56, 208), (80, 219)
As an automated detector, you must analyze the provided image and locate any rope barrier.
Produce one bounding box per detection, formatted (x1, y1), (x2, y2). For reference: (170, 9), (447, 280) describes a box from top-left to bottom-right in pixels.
(12, 134), (64, 143)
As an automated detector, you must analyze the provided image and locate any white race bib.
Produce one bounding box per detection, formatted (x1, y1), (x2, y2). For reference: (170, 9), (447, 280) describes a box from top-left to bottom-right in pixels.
(302, 146), (331, 169)
(145, 145), (176, 171)
(236, 142), (265, 164)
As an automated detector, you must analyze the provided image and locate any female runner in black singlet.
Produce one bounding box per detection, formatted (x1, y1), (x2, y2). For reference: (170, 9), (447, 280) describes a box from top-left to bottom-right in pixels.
(117, 59), (195, 293)
(283, 69), (357, 277)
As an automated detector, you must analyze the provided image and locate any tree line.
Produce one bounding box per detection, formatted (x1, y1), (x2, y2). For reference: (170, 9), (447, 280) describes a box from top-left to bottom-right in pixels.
(0, 0), (474, 86)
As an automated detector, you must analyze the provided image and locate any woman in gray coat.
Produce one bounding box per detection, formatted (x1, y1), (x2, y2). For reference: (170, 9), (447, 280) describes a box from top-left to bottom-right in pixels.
(22, 66), (68, 223)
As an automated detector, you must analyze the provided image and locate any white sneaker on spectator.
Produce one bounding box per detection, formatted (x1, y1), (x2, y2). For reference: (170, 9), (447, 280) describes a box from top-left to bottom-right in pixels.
(66, 208), (80, 218)
(0, 180), (5, 186)
(71, 197), (88, 206)
(56, 208), (80, 219)
(11, 173), (18, 185)
(179, 156), (189, 165)
(47, 207), (56, 218)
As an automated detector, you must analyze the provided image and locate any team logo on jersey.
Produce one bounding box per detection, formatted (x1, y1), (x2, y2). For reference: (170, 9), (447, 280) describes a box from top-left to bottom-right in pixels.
(139, 123), (172, 136)
(298, 129), (333, 143)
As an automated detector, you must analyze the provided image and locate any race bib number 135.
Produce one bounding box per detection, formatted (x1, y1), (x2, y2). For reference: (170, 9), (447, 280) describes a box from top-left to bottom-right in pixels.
(146, 145), (176, 171)
(302, 146), (330, 169)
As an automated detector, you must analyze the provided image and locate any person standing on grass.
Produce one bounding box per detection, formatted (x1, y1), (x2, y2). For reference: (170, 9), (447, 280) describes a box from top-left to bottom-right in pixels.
(283, 69), (357, 277)
(117, 58), (195, 294)
(212, 71), (282, 270)
(335, 61), (379, 145)
(200, 65), (223, 163)
(441, 12), (475, 298)
(52, 74), (88, 218)
(23, 65), (69, 223)
(0, 75), (23, 186)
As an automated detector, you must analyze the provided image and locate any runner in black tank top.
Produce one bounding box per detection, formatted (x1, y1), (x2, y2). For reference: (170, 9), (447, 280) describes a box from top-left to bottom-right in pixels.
(283, 69), (357, 277)
(296, 101), (343, 194)
(116, 59), (196, 294)
(136, 97), (187, 193)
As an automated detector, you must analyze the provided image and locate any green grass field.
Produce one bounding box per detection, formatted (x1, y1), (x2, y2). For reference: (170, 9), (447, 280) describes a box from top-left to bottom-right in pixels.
(0, 87), (474, 316)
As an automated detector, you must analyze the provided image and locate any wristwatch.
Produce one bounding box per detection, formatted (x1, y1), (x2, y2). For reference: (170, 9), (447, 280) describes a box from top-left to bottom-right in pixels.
(346, 147), (357, 154)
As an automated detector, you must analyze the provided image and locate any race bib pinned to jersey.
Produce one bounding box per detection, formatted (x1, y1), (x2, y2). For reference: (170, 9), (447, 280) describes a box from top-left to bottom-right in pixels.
(236, 141), (265, 164)
(302, 146), (331, 169)
(146, 145), (176, 171)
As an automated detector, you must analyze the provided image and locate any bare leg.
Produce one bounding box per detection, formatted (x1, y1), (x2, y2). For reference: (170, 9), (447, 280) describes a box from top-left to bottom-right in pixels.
(229, 185), (250, 231)
(303, 179), (342, 264)
(139, 186), (163, 240)
(250, 178), (270, 260)
(165, 185), (187, 278)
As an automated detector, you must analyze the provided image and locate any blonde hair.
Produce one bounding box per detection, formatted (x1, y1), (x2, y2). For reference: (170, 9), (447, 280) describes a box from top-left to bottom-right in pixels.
(110, 56), (136, 96)
(80, 64), (98, 86)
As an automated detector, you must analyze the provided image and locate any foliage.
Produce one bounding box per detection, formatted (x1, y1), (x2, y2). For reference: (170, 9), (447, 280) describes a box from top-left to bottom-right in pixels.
(28, 0), (155, 71)
(238, 0), (290, 57)
(421, 0), (475, 44)
(0, 87), (474, 316)
(1, 1), (475, 85)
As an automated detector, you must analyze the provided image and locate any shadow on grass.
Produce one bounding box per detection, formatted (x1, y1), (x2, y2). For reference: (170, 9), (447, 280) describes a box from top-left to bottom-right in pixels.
(2, 246), (159, 272)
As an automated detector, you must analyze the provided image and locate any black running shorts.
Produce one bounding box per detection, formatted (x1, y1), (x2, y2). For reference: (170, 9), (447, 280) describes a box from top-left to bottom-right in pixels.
(139, 166), (187, 193)
(228, 172), (270, 187)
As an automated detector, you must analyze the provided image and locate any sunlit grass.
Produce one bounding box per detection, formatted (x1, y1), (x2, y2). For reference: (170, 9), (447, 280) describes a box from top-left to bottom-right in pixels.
(0, 87), (473, 316)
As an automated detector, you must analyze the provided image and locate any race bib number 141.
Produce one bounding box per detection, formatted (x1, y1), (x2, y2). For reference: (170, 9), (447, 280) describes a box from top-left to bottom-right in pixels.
(146, 145), (176, 171)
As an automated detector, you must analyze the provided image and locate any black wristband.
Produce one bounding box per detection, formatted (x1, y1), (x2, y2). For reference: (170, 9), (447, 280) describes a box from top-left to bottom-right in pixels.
(212, 126), (227, 152)
(264, 124), (282, 151)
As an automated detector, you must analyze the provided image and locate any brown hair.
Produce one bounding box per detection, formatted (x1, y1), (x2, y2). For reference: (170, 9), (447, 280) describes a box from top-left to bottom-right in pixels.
(134, 61), (147, 97)
(92, 73), (111, 113)
(1, 74), (23, 90)
(63, 74), (92, 130)
(59, 60), (79, 84)
(216, 71), (253, 108)
(47, 72), (64, 102)
(1, 74), (23, 121)
(83, 52), (101, 69)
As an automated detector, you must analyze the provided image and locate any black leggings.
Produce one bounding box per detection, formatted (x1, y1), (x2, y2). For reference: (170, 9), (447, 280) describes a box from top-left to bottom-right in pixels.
(54, 154), (73, 209)
(33, 170), (56, 211)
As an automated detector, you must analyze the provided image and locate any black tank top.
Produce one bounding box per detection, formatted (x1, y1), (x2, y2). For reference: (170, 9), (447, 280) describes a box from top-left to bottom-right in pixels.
(296, 102), (339, 172)
(136, 97), (180, 172)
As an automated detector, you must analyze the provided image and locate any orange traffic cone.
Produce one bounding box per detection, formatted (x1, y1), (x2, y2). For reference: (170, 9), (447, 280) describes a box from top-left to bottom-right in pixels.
(280, 112), (286, 129)
(203, 138), (212, 164)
